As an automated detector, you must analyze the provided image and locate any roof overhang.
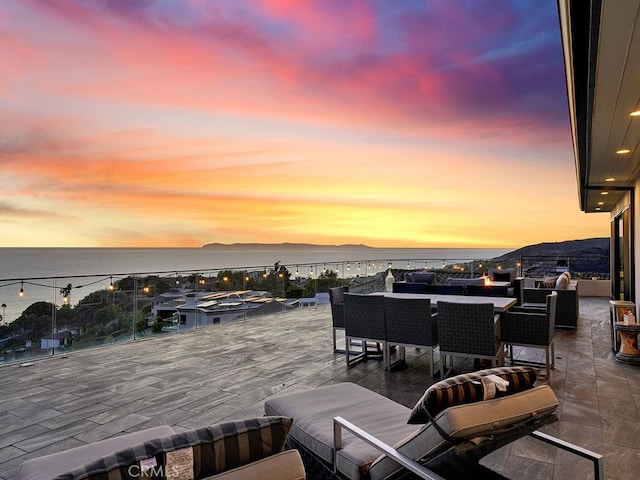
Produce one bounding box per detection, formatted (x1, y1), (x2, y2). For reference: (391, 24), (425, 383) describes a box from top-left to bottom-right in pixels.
(558, 0), (640, 213)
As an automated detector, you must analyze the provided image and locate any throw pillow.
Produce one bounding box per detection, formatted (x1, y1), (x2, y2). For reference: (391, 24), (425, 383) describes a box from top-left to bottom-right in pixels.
(53, 417), (293, 480)
(555, 273), (570, 289)
(407, 366), (538, 424)
(541, 275), (558, 288)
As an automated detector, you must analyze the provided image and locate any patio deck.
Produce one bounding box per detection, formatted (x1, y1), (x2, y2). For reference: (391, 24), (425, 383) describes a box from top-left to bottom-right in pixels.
(0, 297), (638, 479)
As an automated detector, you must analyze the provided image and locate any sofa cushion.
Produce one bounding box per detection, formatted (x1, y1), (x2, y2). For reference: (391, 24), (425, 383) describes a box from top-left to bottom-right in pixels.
(447, 277), (485, 286)
(489, 268), (516, 282)
(407, 366), (538, 423)
(53, 417), (293, 480)
(405, 272), (436, 284)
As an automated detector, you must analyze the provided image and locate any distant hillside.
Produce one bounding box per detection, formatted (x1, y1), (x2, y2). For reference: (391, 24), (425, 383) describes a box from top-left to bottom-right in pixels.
(496, 237), (610, 275)
(202, 242), (372, 249)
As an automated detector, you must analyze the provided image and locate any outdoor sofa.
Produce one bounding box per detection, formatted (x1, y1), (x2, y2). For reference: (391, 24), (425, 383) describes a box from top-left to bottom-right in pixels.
(520, 272), (578, 329)
(18, 417), (304, 480)
(264, 367), (603, 480)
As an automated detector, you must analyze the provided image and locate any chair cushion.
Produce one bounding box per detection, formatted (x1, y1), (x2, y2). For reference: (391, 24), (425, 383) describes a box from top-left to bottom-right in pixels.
(407, 367), (538, 423)
(541, 275), (558, 288)
(53, 417), (293, 480)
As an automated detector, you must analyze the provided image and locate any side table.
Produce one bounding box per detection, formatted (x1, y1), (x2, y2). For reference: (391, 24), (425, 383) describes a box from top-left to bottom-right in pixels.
(609, 300), (635, 352)
(614, 322), (640, 365)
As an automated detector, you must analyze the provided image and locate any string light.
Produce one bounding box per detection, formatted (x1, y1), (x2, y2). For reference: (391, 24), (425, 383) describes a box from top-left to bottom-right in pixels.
(19, 281), (24, 298)
(108, 277), (114, 291)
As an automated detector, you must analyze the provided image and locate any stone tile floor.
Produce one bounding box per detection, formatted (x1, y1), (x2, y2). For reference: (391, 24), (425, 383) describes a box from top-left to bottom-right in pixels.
(0, 297), (638, 479)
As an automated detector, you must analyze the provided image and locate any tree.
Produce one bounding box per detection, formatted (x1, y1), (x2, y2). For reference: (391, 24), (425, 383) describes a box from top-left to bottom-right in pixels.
(302, 270), (341, 297)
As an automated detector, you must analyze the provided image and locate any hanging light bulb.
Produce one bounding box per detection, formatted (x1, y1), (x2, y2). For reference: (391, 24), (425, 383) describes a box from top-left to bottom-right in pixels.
(19, 281), (24, 298)
(108, 277), (114, 291)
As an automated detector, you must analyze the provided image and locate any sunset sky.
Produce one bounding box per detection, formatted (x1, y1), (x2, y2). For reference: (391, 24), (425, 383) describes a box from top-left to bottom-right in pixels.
(0, 0), (607, 248)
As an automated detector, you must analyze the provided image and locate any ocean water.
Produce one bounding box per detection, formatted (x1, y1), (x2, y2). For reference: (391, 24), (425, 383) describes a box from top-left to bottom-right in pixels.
(0, 246), (510, 323)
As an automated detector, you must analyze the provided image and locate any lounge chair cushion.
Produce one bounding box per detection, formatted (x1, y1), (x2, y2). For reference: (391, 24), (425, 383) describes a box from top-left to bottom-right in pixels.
(206, 450), (305, 480)
(408, 366), (539, 423)
(264, 383), (416, 480)
(53, 417), (293, 480)
(19, 426), (176, 480)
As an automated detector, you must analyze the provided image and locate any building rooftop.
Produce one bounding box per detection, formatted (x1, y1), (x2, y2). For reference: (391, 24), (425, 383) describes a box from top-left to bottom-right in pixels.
(0, 297), (638, 479)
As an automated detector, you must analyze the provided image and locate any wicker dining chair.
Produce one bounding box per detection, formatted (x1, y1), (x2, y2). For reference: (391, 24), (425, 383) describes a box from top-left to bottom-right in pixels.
(383, 296), (438, 376)
(437, 301), (503, 379)
(344, 293), (386, 367)
(329, 285), (349, 353)
(500, 291), (557, 378)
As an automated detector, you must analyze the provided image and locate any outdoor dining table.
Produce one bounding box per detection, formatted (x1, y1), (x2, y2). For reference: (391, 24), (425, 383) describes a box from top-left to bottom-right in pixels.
(372, 292), (517, 312)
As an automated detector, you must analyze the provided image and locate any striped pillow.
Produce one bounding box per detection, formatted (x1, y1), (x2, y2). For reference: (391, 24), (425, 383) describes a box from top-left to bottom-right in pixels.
(408, 367), (538, 424)
(53, 416), (293, 480)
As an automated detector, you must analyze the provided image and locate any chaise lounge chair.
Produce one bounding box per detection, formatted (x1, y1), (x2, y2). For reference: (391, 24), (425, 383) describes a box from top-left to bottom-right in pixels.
(264, 367), (603, 480)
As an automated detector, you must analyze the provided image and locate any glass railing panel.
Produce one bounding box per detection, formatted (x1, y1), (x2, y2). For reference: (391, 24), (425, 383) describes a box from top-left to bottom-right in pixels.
(0, 255), (610, 365)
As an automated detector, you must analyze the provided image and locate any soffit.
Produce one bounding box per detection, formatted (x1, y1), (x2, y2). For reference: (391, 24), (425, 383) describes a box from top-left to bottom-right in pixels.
(582, 0), (640, 213)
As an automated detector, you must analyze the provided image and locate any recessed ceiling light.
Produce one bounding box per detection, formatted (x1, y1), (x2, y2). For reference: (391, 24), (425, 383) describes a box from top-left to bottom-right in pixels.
(605, 177), (615, 182)
(597, 201), (604, 205)
(601, 191), (609, 195)
(617, 148), (631, 154)
(631, 110), (640, 117)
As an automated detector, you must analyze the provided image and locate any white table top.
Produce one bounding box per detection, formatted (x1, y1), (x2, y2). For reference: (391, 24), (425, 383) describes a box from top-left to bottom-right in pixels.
(373, 292), (517, 312)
